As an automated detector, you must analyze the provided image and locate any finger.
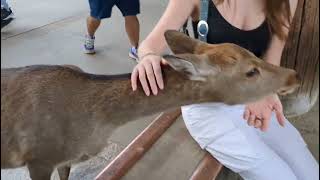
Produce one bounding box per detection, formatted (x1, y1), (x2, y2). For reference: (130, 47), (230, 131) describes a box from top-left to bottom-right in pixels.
(254, 119), (262, 129)
(243, 108), (250, 120)
(273, 102), (285, 127)
(161, 58), (168, 65)
(256, 114), (262, 121)
(248, 115), (255, 126)
(152, 60), (164, 90)
(145, 63), (158, 95)
(275, 108), (286, 127)
(131, 67), (139, 91)
(274, 97), (283, 110)
(261, 112), (271, 132)
(255, 114), (263, 129)
(138, 67), (150, 96)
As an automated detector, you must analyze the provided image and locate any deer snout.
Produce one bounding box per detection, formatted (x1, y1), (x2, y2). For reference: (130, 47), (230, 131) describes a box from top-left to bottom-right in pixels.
(277, 71), (301, 96)
(286, 71), (301, 87)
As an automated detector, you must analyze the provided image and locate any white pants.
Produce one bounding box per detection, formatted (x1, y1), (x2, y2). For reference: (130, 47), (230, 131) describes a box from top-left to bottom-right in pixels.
(182, 103), (319, 180)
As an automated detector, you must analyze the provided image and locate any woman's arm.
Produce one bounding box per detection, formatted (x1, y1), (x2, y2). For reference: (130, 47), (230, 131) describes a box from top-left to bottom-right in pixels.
(263, 36), (286, 66)
(263, 0), (298, 66)
(138, 0), (196, 57)
(132, 0), (197, 96)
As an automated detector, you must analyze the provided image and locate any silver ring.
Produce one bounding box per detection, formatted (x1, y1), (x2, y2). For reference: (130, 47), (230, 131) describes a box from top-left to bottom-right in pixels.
(255, 117), (263, 121)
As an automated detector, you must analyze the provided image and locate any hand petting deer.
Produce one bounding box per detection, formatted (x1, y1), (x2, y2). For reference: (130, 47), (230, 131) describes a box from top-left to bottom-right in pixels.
(1, 30), (300, 180)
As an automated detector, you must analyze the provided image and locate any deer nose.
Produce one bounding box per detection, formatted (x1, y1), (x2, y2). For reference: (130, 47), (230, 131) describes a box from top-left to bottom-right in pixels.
(293, 72), (301, 85)
(286, 71), (301, 86)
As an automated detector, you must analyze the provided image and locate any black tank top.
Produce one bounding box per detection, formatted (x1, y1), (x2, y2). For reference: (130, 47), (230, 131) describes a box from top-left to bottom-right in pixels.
(192, 0), (271, 57)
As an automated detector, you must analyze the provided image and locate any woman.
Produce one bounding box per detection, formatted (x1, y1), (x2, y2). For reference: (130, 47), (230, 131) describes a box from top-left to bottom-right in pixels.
(131, 0), (319, 179)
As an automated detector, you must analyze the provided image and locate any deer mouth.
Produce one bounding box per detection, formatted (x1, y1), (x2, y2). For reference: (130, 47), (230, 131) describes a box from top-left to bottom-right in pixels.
(277, 84), (300, 96)
(277, 72), (301, 96)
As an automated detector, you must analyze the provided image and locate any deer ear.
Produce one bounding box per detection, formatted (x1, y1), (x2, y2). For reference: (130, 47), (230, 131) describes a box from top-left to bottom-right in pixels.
(163, 54), (215, 81)
(164, 30), (205, 54)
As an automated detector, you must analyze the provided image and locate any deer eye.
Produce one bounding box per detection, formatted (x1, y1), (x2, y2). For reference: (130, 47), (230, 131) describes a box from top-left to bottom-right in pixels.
(246, 68), (260, 77)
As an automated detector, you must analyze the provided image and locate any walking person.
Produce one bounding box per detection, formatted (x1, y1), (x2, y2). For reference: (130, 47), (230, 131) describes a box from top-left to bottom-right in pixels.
(131, 0), (319, 179)
(84, 0), (140, 60)
(1, 0), (14, 29)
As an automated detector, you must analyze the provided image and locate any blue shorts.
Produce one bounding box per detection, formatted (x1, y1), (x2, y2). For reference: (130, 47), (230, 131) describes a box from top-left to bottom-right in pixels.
(89, 0), (140, 20)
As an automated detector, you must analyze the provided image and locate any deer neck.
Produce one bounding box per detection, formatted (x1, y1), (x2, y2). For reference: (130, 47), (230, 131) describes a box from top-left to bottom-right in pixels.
(83, 67), (212, 125)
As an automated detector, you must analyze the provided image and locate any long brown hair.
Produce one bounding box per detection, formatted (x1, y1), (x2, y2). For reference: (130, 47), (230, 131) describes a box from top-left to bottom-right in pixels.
(215, 0), (292, 40)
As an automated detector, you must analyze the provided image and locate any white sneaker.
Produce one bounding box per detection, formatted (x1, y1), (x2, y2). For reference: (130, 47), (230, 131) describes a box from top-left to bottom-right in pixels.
(84, 35), (95, 54)
(129, 47), (139, 62)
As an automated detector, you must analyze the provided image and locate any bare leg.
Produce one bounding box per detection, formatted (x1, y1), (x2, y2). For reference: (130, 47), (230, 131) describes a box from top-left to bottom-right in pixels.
(86, 16), (101, 37)
(124, 16), (140, 48)
(57, 165), (71, 180)
(28, 161), (54, 180)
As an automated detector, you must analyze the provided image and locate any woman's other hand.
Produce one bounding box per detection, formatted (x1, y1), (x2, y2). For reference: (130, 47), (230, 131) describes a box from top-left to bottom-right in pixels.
(243, 94), (285, 132)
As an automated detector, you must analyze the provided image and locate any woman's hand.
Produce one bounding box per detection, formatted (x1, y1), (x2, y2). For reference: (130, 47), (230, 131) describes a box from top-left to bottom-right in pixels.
(243, 94), (286, 132)
(131, 54), (166, 96)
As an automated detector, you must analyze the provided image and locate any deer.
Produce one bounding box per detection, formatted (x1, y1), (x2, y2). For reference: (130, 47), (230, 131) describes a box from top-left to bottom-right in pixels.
(1, 30), (300, 180)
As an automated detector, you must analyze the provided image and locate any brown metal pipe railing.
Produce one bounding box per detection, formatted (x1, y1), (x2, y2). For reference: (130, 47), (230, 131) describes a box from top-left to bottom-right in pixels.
(95, 109), (181, 180)
(189, 152), (223, 180)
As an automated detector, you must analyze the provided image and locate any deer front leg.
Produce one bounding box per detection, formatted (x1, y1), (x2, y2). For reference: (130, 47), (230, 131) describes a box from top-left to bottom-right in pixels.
(57, 165), (71, 180)
(27, 161), (54, 180)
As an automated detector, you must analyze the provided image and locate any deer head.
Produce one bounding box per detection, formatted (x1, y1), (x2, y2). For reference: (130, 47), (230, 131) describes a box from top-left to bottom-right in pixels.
(163, 30), (300, 104)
